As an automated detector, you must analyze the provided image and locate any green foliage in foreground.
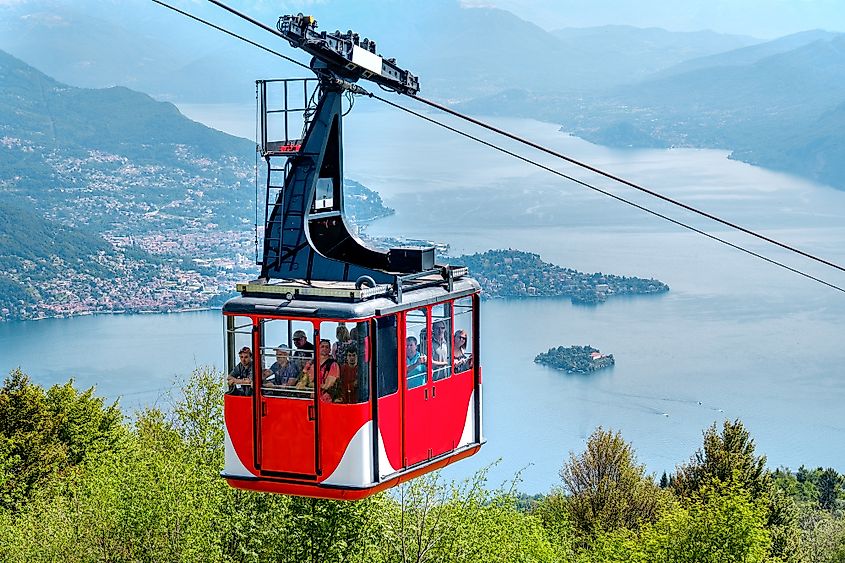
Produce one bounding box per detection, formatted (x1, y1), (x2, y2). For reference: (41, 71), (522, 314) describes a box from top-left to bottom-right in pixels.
(0, 369), (844, 562)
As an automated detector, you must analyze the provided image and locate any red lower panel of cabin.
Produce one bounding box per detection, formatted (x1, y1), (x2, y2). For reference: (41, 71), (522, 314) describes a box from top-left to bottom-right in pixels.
(223, 382), (481, 499)
(225, 444), (481, 500)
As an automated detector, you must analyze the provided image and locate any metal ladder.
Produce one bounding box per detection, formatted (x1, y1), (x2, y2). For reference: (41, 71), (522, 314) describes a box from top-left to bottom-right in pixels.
(255, 78), (317, 270)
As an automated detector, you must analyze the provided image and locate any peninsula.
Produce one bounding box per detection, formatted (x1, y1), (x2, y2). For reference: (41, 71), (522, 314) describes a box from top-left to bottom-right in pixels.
(458, 249), (669, 304)
(535, 345), (615, 374)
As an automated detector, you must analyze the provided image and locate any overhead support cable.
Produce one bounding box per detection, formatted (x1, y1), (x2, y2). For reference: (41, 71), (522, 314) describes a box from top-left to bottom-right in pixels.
(407, 93), (845, 276)
(152, 0), (845, 294)
(371, 94), (845, 295)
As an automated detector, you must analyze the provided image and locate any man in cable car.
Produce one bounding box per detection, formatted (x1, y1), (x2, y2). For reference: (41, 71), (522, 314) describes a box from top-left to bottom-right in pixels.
(338, 346), (360, 403)
(292, 330), (315, 367)
(227, 346), (253, 396)
(430, 321), (450, 380)
(264, 345), (299, 388)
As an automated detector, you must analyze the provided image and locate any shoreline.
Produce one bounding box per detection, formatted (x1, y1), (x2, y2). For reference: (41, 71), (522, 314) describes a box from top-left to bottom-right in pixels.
(2, 306), (223, 323)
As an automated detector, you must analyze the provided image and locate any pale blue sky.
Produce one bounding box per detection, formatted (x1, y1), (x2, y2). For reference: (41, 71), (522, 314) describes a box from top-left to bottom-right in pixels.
(269, 0), (845, 38)
(2, 1), (842, 38)
(462, 0), (845, 37)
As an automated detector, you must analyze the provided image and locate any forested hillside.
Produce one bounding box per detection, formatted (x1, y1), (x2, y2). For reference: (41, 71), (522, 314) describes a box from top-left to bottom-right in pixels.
(0, 370), (843, 561)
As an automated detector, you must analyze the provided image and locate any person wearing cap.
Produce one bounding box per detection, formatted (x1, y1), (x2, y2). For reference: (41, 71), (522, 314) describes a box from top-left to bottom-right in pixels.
(264, 344), (299, 387)
(292, 329), (315, 368)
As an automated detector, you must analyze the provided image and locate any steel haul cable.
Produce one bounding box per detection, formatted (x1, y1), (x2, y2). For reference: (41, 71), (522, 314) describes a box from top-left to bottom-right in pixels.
(406, 92), (845, 275)
(370, 94), (845, 294)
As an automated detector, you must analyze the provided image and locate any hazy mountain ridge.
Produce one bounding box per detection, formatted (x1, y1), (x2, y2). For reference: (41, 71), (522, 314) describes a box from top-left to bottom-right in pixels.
(0, 50), (252, 162)
(0, 1), (759, 102)
(568, 33), (845, 188)
(550, 25), (758, 86)
(459, 32), (845, 189)
(650, 29), (840, 78)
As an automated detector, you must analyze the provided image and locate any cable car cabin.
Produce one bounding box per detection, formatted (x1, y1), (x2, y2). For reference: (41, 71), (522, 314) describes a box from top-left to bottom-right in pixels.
(221, 276), (483, 500)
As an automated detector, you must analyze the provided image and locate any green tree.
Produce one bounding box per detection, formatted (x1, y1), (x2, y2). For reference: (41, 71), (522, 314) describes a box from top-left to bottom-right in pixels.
(818, 468), (843, 511)
(370, 469), (558, 563)
(0, 369), (124, 511)
(798, 508), (845, 563)
(559, 428), (665, 542)
(774, 466), (820, 505)
(672, 419), (801, 562)
(579, 483), (771, 563)
(672, 419), (768, 498)
(531, 489), (576, 559)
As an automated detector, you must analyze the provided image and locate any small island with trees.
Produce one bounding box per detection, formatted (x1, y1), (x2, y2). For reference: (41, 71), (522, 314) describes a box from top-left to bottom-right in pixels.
(535, 345), (615, 374)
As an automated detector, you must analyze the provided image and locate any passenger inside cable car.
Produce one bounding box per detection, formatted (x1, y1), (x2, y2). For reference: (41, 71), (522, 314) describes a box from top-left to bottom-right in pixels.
(405, 336), (426, 389)
(227, 346), (254, 396)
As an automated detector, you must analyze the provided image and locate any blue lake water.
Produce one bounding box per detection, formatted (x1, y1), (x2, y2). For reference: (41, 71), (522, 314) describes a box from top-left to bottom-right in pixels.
(3, 103), (845, 493)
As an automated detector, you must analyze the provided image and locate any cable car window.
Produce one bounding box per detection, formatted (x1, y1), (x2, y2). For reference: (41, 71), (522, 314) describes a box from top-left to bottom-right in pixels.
(316, 321), (344, 402)
(452, 297), (474, 374)
(260, 319), (315, 399)
(225, 316), (254, 396)
(431, 302), (452, 381)
(405, 308), (427, 389)
(313, 178), (334, 211)
(332, 321), (370, 404)
(376, 315), (398, 398)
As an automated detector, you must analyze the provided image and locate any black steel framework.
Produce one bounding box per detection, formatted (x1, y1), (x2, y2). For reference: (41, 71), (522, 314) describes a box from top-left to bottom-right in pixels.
(251, 14), (465, 301)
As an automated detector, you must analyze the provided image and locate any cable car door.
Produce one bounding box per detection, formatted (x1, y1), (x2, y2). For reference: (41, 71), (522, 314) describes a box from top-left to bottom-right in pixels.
(256, 319), (317, 477)
(403, 309), (430, 466)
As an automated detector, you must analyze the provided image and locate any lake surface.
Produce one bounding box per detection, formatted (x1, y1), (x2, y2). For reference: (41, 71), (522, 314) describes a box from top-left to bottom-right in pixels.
(3, 102), (845, 493)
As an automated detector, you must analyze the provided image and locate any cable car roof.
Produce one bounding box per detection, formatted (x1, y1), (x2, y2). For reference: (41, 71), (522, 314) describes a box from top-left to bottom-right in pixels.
(223, 276), (480, 319)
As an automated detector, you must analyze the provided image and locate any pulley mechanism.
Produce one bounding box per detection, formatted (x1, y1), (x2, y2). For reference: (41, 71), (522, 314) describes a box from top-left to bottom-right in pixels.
(276, 14), (420, 95)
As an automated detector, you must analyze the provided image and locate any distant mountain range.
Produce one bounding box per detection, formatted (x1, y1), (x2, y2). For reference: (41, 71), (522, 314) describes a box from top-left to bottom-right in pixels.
(0, 0), (758, 102)
(2, 0), (840, 190)
(459, 31), (845, 190)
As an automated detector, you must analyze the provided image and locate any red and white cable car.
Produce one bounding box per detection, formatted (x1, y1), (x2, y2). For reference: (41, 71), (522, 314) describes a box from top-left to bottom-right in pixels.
(221, 15), (484, 499)
(222, 278), (482, 500)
